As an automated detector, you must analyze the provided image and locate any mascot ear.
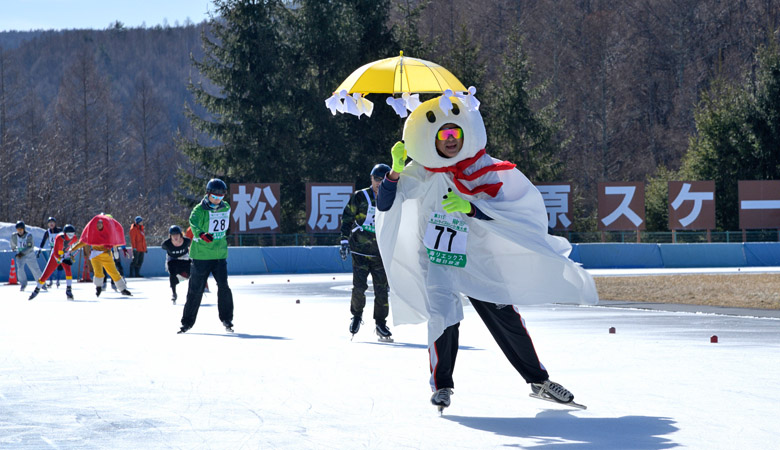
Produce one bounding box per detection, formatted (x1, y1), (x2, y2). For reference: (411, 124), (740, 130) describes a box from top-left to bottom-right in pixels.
(426, 111), (436, 123)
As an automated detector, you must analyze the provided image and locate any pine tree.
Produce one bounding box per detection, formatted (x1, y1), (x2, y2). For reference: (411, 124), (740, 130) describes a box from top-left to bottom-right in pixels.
(483, 29), (566, 183)
(178, 0), (294, 222)
(681, 43), (780, 230)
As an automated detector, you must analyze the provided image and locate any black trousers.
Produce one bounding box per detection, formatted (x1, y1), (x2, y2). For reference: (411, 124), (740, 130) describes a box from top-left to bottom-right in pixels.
(350, 253), (390, 324)
(130, 250), (145, 277)
(167, 259), (192, 291)
(429, 297), (549, 390)
(181, 259), (233, 328)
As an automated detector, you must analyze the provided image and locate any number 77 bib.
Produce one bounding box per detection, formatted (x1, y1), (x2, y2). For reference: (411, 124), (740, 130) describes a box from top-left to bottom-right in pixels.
(423, 212), (468, 268)
(208, 211), (230, 239)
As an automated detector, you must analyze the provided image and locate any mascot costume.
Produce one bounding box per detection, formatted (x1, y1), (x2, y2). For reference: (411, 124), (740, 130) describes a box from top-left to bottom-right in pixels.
(375, 94), (597, 410)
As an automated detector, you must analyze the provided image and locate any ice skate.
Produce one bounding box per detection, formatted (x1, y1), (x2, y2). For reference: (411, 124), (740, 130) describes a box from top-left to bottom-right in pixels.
(47, 280), (53, 287)
(66, 287), (74, 300)
(431, 388), (452, 414)
(95, 286), (102, 297)
(529, 380), (586, 409)
(56, 279), (60, 288)
(41, 284), (48, 291)
(120, 289), (132, 296)
(178, 325), (191, 334)
(349, 315), (362, 339)
(20, 285), (25, 292)
(375, 322), (394, 342)
(171, 292), (177, 304)
(28, 286), (41, 301)
(222, 321), (234, 333)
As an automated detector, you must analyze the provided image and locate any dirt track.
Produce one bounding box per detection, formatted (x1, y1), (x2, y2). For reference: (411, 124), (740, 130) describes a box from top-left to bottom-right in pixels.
(593, 273), (780, 310)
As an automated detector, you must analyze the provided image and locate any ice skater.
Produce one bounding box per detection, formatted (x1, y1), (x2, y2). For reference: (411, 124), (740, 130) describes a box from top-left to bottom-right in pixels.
(28, 224), (79, 301)
(375, 93), (598, 412)
(178, 178), (234, 333)
(37, 217), (62, 287)
(340, 163), (393, 341)
(161, 225), (191, 304)
(68, 214), (132, 297)
(10, 221), (44, 292)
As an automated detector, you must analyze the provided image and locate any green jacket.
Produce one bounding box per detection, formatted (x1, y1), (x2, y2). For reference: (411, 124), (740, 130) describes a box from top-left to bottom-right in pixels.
(340, 187), (379, 257)
(189, 197), (230, 260)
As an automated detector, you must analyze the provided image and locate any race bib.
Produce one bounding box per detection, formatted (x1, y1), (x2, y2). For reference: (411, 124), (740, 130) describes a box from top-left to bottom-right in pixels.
(361, 205), (376, 233)
(423, 212), (468, 268)
(208, 211), (229, 239)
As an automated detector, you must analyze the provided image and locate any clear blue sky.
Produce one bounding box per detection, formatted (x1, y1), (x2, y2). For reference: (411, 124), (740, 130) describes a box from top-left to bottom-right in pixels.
(0, 0), (214, 32)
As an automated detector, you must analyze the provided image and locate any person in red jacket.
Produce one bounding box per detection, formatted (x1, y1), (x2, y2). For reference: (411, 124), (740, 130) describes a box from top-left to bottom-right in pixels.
(28, 224), (79, 301)
(129, 216), (147, 277)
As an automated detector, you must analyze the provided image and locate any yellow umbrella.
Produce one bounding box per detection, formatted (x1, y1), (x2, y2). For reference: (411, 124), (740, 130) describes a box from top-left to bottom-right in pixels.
(334, 51), (467, 95)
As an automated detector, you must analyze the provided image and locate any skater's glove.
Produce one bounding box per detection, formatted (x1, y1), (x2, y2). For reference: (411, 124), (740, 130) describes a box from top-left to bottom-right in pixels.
(390, 141), (407, 173)
(199, 232), (214, 243)
(121, 248), (131, 258)
(441, 188), (472, 214)
(339, 239), (350, 261)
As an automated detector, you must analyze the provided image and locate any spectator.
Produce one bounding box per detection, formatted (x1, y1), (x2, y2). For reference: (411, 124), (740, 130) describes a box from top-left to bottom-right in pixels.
(129, 216), (147, 277)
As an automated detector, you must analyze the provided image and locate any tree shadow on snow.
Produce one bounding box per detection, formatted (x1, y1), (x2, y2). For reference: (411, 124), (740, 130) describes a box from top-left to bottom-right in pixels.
(190, 332), (289, 340)
(445, 410), (678, 449)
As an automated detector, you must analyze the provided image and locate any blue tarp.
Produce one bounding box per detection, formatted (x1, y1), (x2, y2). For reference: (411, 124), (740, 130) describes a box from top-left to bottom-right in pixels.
(658, 243), (746, 268)
(2, 243), (779, 282)
(573, 243), (663, 269)
(744, 242), (780, 266)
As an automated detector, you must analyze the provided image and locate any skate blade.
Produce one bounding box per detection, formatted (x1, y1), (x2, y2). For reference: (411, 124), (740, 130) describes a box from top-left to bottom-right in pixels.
(529, 393), (587, 410)
(377, 336), (394, 343)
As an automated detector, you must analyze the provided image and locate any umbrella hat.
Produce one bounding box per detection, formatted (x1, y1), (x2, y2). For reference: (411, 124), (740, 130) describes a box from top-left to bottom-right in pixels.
(334, 51), (467, 95)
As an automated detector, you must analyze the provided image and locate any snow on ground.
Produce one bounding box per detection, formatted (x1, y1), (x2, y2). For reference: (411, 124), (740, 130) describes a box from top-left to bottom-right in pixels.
(1, 272), (779, 449)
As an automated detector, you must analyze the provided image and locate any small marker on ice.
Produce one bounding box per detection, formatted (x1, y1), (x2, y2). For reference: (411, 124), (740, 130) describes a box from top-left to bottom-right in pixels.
(609, 327), (616, 334)
(296, 299), (300, 304)
(711, 335), (718, 343)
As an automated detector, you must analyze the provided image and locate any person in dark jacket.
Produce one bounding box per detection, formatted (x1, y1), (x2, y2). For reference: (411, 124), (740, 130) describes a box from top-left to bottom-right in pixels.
(37, 217), (62, 287)
(340, 163), (393, 341)
(161, 225), (192, 304)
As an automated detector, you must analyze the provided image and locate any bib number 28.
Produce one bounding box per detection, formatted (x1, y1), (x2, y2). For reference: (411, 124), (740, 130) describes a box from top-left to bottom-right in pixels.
(208, 211), (229, 239)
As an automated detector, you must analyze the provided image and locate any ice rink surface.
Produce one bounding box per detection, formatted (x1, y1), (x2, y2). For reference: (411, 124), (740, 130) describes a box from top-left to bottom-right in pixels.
(1, 271), (779, 449)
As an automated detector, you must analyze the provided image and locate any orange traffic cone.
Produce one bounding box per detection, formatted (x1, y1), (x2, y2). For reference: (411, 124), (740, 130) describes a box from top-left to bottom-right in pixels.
(8, 258), (18, 285)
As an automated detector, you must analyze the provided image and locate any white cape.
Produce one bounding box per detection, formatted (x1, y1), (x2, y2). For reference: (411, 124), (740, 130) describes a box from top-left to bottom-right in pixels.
(376, 156), (598, 345)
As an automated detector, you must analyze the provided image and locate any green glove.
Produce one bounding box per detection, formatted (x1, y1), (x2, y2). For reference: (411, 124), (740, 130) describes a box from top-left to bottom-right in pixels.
(391, 141), (407, 173)
(441, 188), (472, 214)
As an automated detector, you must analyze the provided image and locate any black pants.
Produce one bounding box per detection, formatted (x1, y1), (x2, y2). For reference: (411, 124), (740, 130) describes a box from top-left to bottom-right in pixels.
(130, 250), (145, 277)
(168, 259), (192, 293)
(429, 297), (549, 390)
(350, 253), (390, 324)
(181, 259), (233, 328)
